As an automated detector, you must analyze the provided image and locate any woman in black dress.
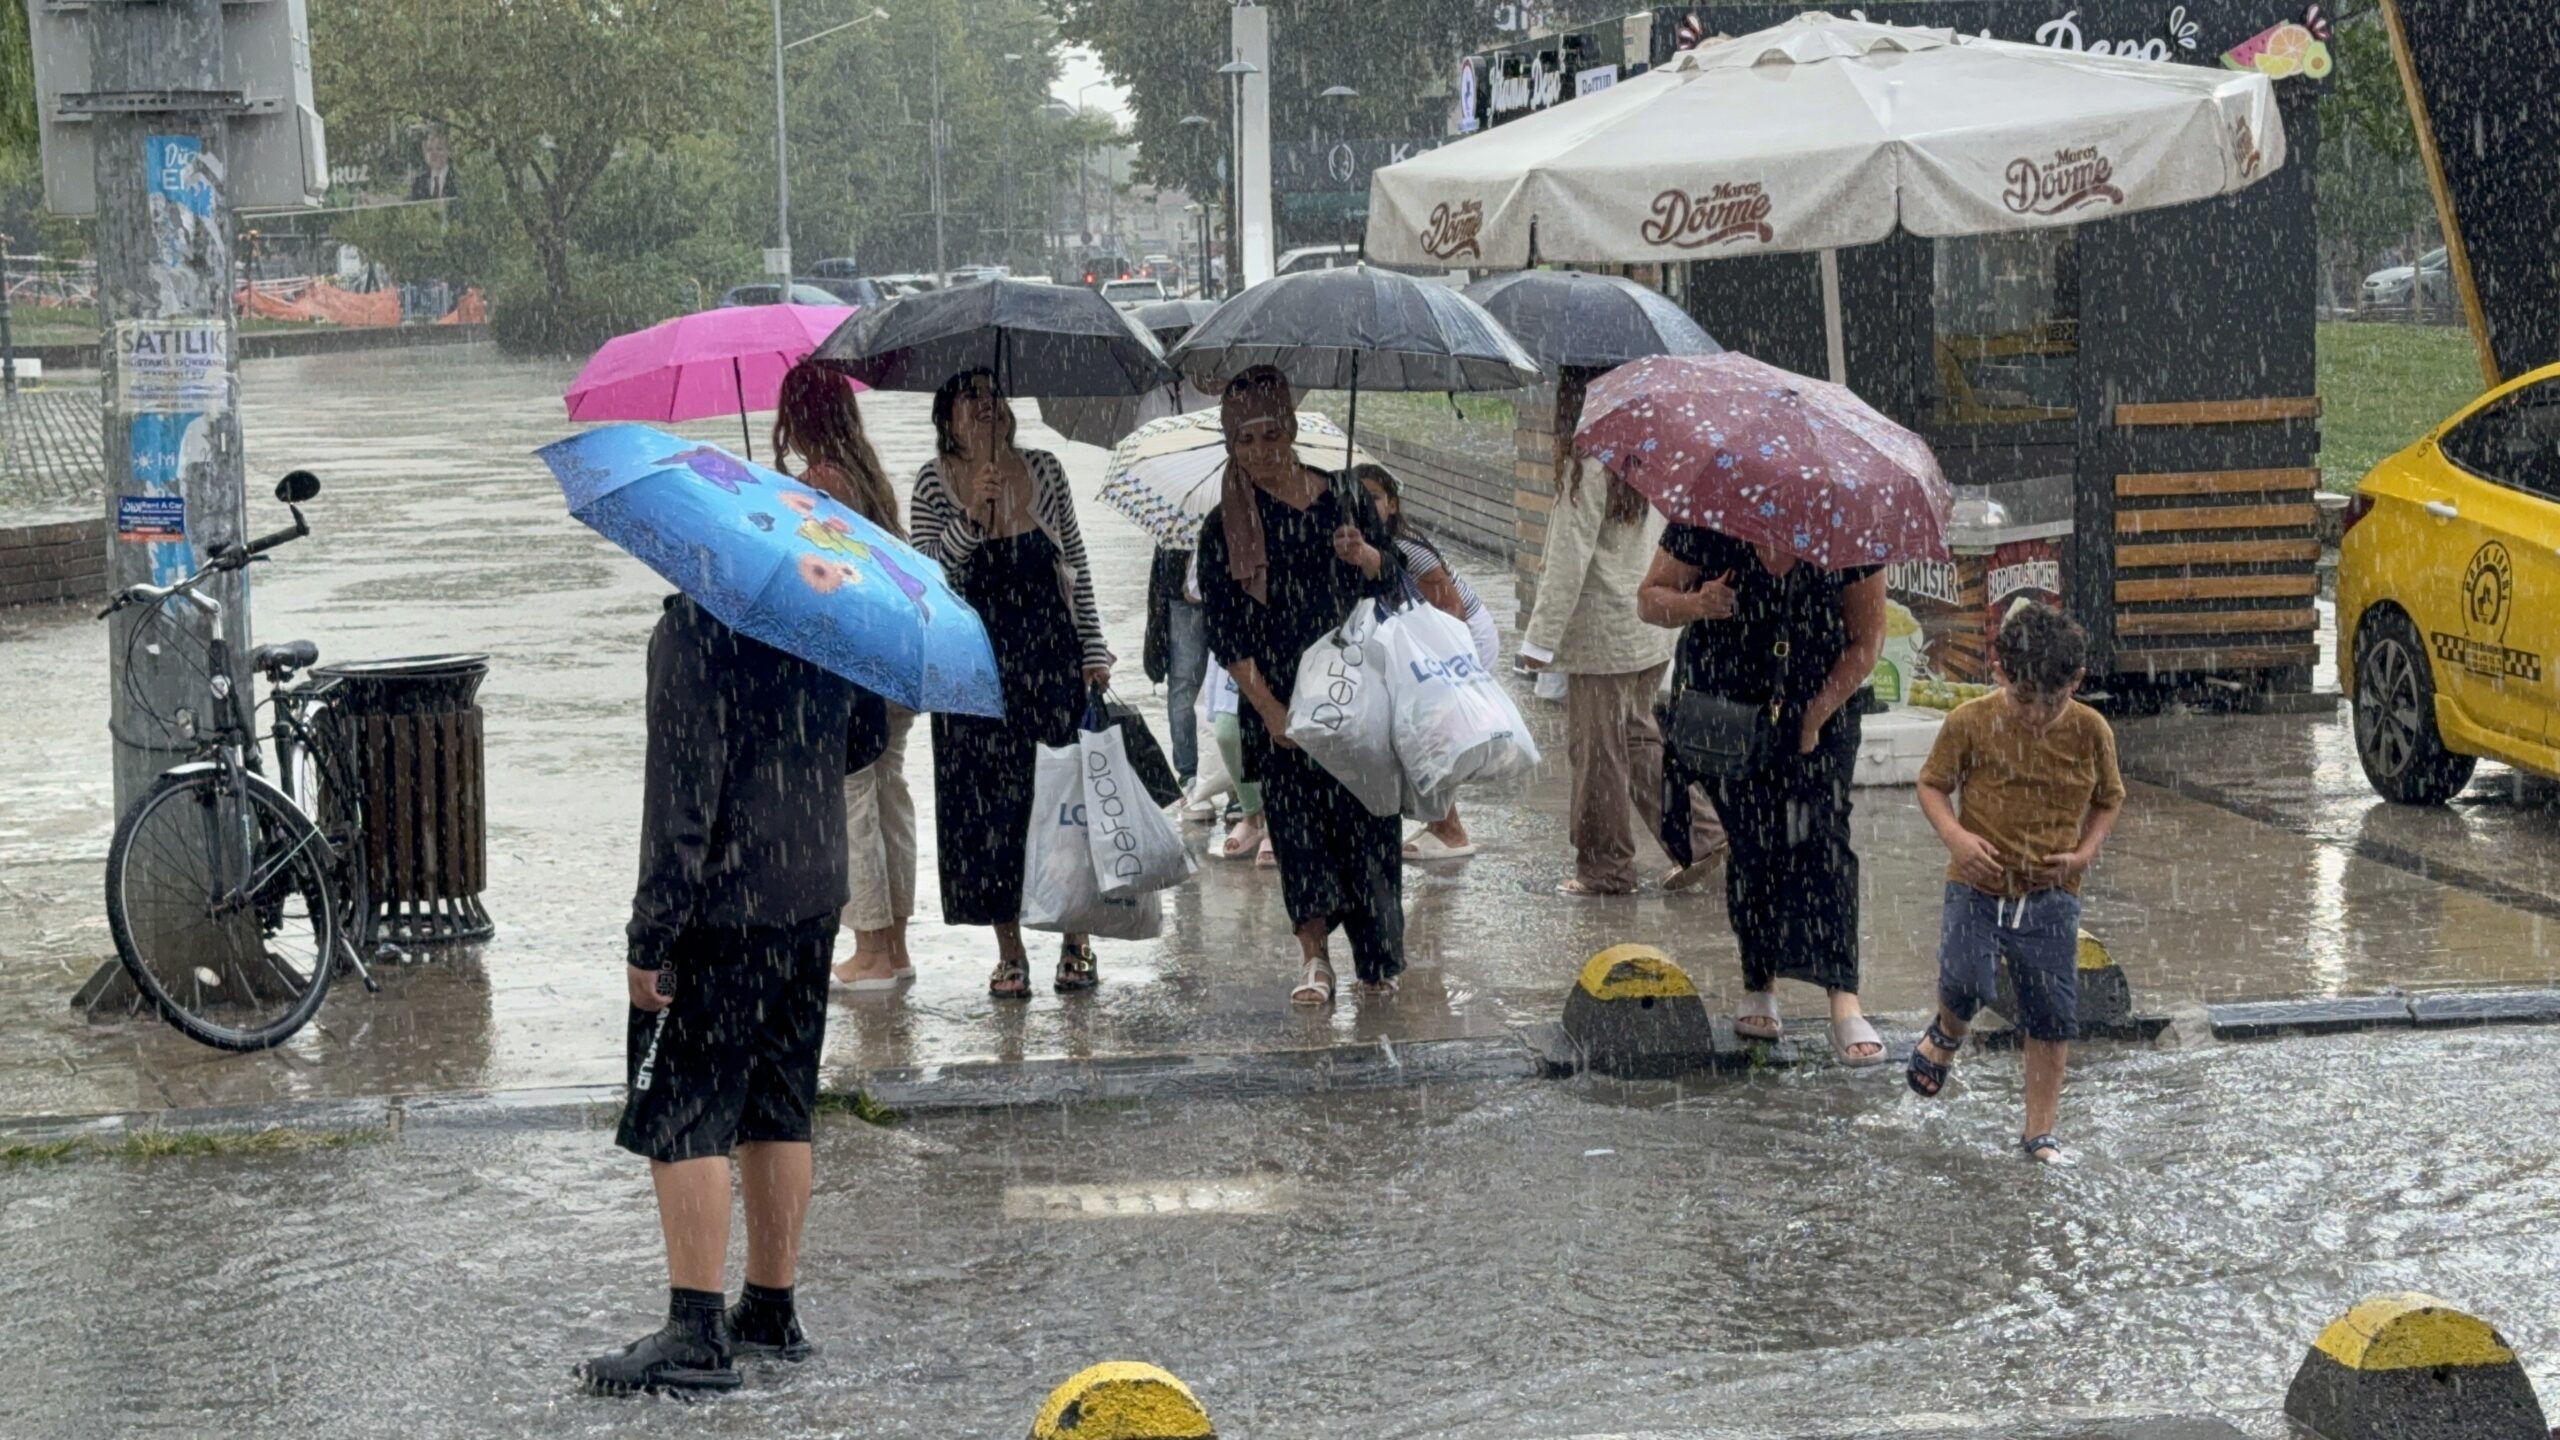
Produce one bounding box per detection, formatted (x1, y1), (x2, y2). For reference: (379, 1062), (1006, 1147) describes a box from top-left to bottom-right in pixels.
(910, 370), (1113, 998)
(1639, 525), (1889, 1063)
(1196, 368), (1406, 1005)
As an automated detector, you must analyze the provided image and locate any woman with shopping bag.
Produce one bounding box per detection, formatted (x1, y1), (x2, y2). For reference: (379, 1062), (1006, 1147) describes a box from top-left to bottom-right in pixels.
(1196, 367), (1408, 1006)
(911, 369), (1114, 998)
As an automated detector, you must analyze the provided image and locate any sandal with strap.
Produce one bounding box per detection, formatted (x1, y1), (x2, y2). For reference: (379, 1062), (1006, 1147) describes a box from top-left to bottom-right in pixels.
(1291, 955), (1336, 1007)
(1907, 1018), (1965, 1098)
(1732, 989), (1783, 1042)
(988, 955), (1032, 1000)
(2022, 1133), (2065, 1164)
(1054, 939), (1099, 994)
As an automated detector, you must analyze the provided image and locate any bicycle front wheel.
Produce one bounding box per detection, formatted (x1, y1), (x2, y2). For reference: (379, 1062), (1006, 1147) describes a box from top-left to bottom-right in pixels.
(105, 766), (341, 1051)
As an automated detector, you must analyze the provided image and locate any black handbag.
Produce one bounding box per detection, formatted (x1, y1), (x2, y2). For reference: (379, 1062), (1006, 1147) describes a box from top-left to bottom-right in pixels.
(1669, 627), (1793, 781)
(1141, 549), (1180, 685)
(1089, 689), (1185, 808)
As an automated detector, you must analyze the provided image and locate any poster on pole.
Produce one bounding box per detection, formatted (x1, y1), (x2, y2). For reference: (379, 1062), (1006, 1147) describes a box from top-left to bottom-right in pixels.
(115, 320), (230, 414)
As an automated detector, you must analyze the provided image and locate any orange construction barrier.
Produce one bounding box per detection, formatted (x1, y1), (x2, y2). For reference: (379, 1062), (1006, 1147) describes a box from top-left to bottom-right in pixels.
(435, 288), (488, 325)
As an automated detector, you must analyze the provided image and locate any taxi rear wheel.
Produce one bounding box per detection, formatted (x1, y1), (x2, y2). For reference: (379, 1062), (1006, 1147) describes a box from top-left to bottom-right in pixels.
(2353, 607), (2475, 805)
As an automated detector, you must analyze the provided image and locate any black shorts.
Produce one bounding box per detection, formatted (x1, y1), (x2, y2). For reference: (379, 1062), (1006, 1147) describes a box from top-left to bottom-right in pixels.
(614, 916), (836, 1163)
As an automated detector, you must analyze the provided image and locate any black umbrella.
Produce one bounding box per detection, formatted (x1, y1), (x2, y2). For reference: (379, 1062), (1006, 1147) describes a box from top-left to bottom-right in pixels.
(815, 277), (1175, 397)
(1163, 265), (1540, 470)
(1133, 298), (1220, 347)
(1461, 270), (1720, 372)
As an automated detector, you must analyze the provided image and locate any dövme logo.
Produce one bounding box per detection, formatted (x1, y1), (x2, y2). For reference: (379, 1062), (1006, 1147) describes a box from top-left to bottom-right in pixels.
(2001, 145), (2124, 216)
(1082, 746), (1145, 885)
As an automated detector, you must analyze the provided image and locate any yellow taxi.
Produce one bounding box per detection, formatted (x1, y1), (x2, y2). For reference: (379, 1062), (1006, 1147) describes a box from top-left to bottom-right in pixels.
(2340, 360), (2560, 802)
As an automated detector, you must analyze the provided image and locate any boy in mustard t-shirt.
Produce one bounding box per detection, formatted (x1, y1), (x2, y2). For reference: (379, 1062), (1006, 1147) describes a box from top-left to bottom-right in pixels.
(1906, 603), (2125, 1163)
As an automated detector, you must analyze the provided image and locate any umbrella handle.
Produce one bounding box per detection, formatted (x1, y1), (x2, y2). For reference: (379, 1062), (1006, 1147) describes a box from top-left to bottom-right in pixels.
(1343, 351), (1359, 477)
(735, 357), (754, 461)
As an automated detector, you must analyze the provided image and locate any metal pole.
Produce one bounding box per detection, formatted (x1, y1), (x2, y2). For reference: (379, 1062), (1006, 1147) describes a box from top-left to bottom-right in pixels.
(80, 0), (250, 1009)
(772, 0), (792, 277)
(929, 22), (947, 284)
(0, 233), (16, 395)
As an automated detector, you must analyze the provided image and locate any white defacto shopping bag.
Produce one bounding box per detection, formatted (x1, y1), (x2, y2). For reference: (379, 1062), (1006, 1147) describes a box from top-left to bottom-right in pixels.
(1020, 741), (1165, 940)
(1383, 603), (1542, 803)
(1084, 722), (1196, 897)
(1283, 599), (1402, 817)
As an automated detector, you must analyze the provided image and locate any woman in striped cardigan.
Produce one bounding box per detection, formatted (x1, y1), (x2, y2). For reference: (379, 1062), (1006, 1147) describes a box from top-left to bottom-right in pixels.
(910, 369), (1114, 998)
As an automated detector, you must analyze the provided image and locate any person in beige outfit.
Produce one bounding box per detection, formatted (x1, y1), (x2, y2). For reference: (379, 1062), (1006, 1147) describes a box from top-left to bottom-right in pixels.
(1520, 373), (1726, 897)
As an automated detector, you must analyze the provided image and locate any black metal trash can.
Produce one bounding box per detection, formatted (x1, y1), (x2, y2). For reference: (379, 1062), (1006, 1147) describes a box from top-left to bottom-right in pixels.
(316, 654), (494, 947)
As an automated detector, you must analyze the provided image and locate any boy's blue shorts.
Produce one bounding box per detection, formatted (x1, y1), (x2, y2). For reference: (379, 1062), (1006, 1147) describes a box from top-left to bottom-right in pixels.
(1937, 882), (2081, 1043)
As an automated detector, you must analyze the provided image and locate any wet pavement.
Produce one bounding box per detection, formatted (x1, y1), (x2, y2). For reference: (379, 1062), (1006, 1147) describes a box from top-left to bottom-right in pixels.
(3, 1024), (2557, 1438)
(4, 344), (2560, 1120)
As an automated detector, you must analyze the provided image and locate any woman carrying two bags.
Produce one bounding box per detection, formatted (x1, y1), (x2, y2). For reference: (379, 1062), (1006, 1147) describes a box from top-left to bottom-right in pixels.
(1196, 367), (1408, 1007)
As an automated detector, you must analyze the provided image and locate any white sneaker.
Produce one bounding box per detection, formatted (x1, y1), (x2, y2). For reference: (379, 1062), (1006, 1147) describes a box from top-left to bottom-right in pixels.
(1181, 798), (1219, 823)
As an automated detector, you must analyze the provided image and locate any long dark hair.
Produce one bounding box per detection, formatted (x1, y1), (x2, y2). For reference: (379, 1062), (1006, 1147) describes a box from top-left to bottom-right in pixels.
(931, 367), (1018, 459)
(1557, 367), (1647, 526)
(773, 359), (901, 539)
(1350, 462), (1439, 565)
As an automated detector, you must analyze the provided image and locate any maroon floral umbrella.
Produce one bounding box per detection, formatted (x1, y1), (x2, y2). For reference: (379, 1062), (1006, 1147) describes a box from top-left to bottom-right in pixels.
(1575, 353), (1952, 567)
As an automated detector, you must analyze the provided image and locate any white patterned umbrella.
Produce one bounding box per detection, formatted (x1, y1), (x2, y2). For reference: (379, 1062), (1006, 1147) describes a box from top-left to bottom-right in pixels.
(1098, 408), (1377, 549)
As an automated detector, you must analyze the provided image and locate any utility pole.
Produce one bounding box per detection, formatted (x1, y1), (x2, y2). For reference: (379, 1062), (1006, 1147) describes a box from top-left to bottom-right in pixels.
(928, 21), (948, 283)
(90, 1), (250, 816)
(1, 232), (17, 395)
(772, 0), (791, 277)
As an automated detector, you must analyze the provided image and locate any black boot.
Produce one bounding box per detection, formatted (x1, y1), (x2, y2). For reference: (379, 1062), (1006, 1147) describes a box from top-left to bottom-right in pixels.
(724, 1281), (815, 1362)
(576, 1289), (739, 1396)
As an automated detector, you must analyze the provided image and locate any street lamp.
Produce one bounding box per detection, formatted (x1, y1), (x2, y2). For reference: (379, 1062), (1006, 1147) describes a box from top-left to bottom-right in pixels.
(1070, 80), (1109, 251)
(1320, 85), (1359, 254)
(1216, 59), (1258, 297)
(773, 4), (891, 281)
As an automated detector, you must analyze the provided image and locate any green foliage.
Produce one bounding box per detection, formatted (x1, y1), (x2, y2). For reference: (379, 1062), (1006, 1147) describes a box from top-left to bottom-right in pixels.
(813, 1090), (901, 1125)
(2315, 12), (2437, 274)
(0, 2), (33, 157)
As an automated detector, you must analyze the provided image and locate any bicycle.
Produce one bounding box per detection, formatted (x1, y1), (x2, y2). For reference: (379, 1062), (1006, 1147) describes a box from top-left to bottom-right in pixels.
(98, 470), (378, 1051)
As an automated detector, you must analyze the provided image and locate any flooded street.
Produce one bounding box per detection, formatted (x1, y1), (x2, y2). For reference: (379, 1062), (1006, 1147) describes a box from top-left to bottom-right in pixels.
(3, 1026), (2557, 1438)
(6, 348), (2560, 1120)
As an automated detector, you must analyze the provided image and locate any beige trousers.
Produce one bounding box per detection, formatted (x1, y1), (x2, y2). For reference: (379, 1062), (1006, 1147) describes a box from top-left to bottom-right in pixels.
(844, 708), (917, 931)
(1566, 663), (1725, 891)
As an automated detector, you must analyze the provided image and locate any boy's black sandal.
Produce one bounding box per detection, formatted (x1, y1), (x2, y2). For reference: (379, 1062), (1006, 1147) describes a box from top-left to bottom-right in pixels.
(575, 1320), (740, 1396)
(2021, 1133), (2064, 1163)
(1055, 938), (1100, 993)
(1906, 1018), (1963, 1098)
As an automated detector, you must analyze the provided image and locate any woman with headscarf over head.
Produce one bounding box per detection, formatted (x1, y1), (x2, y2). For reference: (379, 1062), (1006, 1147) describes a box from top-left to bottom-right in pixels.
(770, 359), (918, 993)
(1195, 367), (1408, 1005)
(909, 368), (1114, 998)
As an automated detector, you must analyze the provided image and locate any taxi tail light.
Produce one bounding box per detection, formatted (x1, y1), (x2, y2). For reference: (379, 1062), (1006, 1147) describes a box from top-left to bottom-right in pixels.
(2341, 493), (2375, 534)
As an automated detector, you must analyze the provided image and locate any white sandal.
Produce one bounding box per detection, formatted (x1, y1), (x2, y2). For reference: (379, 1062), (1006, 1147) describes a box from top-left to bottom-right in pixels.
(1213, 816), (1266, 862)
(1830, 1013), (1888, 1067)
(1291, 955), (1336, 1006)
(1733, 989), (1783, 1041)
(1403, 831), (1477, 862)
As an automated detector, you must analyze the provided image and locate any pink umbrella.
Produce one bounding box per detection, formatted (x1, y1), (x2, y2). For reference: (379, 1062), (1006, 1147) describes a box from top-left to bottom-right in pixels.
(1575, 352), (1953, 568)
(563, 303), (867, 460)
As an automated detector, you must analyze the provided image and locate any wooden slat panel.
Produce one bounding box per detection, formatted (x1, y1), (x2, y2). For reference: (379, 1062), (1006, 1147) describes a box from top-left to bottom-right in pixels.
(2114, 468), (2322, 498)
(2114, 574), (2322, 604)
(2115, 608), (2320, 637)
(2108, 644), (2321, 673)
(2113, 539), (2323, 567)
(2115, 503), (2320, 535)
(2113, 396), (2323, 426)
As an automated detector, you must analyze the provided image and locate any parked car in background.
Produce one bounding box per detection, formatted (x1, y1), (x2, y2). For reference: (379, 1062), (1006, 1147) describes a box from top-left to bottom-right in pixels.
(947, 264), (1010, 284)
(718, 282), (843, 307)
(1274, 244), (1466, 289)
(806, 256), (865, 280)
(2362, 248), (2452, 311)
(805, 275), (886, 308)
(2339, 360), (2560, 803)
(1101, 277), (1167, 312)
(871, 272), (939, 297)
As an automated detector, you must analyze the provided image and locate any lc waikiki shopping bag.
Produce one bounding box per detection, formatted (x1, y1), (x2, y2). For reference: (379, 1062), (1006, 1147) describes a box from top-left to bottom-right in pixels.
(1382, 603), (1541, 808)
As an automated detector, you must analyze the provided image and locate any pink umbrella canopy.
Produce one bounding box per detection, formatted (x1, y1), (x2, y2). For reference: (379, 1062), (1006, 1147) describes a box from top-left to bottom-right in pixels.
(563, 304), (868, 456)
(1575, 353), (1952, 567)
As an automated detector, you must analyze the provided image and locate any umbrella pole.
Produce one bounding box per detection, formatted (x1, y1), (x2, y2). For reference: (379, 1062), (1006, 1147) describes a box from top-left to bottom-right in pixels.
(734, 357), (754, 460)
(1344, 351), (1360, 477)
(1819, 249), (1848, 387)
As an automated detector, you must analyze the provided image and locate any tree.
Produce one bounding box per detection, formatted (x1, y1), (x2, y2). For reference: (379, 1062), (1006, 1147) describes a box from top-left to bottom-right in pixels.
(1053, 0), (1464, 209)
(2314, 10), (2438, 289)
(314, 0), (762, 333)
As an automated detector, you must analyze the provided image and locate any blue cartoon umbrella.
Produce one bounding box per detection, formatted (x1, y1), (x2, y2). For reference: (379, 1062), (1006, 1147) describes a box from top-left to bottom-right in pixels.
(537, 423), (1003, 717)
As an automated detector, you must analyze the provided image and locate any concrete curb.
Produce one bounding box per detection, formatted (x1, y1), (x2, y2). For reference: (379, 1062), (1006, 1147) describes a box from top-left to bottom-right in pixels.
(7, 989), (2559, 1141)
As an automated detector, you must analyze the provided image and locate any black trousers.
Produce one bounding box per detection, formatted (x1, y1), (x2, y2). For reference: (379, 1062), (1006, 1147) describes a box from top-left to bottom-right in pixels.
(1700, 707), (1863, 994)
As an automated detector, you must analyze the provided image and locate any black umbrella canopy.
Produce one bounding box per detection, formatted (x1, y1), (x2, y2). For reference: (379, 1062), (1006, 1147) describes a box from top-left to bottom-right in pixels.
(814, 278), (1176, 397)
(1461, 270), (1720, 373)
(1133, 298), (1220, 346)
(1164, 265), (1541, 394)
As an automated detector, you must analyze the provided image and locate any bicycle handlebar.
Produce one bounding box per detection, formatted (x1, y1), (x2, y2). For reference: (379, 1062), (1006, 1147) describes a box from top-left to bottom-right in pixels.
(96, 474), (316, 620)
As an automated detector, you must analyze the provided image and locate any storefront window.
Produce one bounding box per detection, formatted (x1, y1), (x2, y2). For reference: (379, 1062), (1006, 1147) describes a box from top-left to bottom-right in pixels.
(1931, 230), (2079, 427)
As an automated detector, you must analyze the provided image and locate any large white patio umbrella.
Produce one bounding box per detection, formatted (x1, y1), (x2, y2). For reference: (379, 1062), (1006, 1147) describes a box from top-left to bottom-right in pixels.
(1365, 11), (2286, 383)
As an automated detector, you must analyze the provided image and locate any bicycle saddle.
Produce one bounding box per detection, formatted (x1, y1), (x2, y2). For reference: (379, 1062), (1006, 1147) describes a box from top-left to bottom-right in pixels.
(252, 640), (320, 678)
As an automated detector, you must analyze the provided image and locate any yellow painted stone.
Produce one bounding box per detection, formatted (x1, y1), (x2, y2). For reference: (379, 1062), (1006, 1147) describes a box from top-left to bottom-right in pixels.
(1573, 945), (1698, 1001)
(2076, 929), (2113, 972)
(2311, 1294), (2518, 1372)
(1030, 1362), (1216, 1440)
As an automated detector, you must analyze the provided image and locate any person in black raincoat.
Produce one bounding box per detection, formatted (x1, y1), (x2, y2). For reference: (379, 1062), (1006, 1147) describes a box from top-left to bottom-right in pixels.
(577, 594), (886, 1397)
(1196, 366), (1407, 1004)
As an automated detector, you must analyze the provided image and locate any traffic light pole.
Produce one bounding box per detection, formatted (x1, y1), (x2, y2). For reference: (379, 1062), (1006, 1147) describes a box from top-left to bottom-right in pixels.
(73, 0), (253, 1013)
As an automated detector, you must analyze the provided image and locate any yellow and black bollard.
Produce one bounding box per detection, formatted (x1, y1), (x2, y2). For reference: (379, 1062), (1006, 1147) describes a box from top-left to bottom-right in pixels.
(2282, 1293), (2548, 1440)
(1553, 944), (1727, 1078)
(1993, 927), (2139, 1037)
(1029, 1362), (1216, 1440)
